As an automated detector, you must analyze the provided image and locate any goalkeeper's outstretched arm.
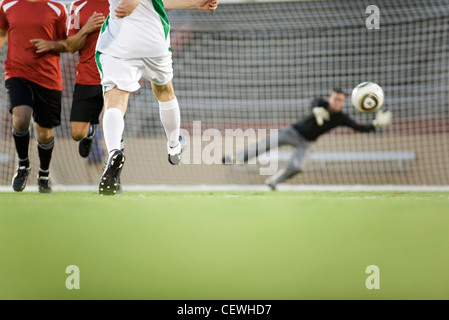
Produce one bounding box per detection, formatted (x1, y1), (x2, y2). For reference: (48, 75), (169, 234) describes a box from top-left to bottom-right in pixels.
(342, 114), (376, 133)
(342, 109), (392, 133)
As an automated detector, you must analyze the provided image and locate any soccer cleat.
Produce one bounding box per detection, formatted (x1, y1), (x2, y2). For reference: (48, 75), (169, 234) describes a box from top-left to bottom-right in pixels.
(78, 125), (96, 158)
(12, 165), (31, 192)
(116, 177), (123, 195)
(78, 137), (93, 158)
(37, 176), (53, 194)
(115, 145), (125, 194)
(168, 135), (186, 165)
(99, 150), (125, 196)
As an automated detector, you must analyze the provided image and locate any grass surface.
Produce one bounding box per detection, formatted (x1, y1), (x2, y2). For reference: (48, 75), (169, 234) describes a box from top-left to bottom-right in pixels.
(0, 191), (448, 299)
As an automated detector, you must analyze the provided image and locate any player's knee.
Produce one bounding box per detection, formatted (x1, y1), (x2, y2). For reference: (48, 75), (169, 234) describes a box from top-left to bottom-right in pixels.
(12, 111), (32, 131)
(13, 121), (30, 133)
(152, 82), (175, 102)
(71, 130), (86, 141)
(70, 123), (90, 141)
(36, 130), (54, 144)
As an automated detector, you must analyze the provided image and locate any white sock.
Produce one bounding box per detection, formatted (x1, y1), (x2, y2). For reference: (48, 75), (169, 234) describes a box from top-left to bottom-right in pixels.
(159, 97), (180, 149)
(103, 108), (124, 156)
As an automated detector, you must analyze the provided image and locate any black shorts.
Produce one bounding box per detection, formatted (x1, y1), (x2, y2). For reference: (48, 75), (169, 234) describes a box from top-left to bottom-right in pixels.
(6, 77), (62, 128)
(70, 84), (104, 125)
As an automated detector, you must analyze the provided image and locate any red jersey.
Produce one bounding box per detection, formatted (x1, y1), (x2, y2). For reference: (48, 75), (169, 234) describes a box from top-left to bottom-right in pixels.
(0, 0), (67, 91)
(67, 0), (109, 85)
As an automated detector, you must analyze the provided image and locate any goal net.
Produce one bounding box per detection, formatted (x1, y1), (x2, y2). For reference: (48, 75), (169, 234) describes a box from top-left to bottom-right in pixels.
(0, 0), (448, 188)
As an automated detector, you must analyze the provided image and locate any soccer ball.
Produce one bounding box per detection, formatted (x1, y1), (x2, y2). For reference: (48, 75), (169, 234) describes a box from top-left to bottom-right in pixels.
(351, 82), (384, 113)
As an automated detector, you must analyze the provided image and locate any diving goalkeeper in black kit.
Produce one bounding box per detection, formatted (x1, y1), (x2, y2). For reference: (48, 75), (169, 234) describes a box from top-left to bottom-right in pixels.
(222, 88), (392, 190)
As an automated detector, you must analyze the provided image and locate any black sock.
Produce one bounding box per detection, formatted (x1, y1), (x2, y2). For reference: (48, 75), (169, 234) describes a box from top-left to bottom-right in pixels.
(38, 139), (55, 172)
(38, 169), (49, 178)
(19, 158), (30, 168)
(12, 129), (30, 165)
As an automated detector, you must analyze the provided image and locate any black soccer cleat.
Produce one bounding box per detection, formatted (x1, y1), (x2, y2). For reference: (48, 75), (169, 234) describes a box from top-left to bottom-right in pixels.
(37, 176), (53, 194)
(99, 150), (125, 196)
(168, 135), (186, 165)
(116, 177), (123, 195)
(78, 125), (96, 158)
(12, 165), (31, 192)
(78, 136), (93, 158)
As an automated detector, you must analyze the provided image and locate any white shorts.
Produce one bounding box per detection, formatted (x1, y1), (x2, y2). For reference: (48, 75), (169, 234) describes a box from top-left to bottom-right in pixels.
(97, 52), (173, 93)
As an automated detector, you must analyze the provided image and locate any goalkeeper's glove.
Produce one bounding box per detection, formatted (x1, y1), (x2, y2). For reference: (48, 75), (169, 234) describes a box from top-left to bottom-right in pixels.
(312, 107), (330, 126)
(372, 110), (392, 127)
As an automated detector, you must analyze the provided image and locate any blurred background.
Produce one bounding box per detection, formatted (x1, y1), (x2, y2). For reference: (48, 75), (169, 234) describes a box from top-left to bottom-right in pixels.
(0, 0), (448, 187)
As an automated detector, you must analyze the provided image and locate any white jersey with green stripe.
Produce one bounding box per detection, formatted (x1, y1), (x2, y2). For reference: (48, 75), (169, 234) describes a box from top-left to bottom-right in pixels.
(96, 0), (171, 58)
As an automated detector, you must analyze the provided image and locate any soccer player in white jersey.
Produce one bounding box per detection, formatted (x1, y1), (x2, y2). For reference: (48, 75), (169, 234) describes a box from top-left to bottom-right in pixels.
(96, 0), (218, 195)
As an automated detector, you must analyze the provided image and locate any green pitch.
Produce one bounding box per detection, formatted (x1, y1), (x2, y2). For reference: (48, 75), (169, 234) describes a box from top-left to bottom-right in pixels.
(0, 191), (448, 300)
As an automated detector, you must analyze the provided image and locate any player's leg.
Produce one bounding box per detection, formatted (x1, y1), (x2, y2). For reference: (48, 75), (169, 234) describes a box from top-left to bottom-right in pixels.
(103, 88), (128, 153)
(34, 124), (54, 194)
(151, 80), (185, 164)
(32, 82), (62, 194)
(265, 154), (305, 191)
(116, 138), (125, 194)
(99, 87), (128, 195)
(232, 136), (272, 164)
(71, 122), (91, 141)
(265, 167), (300, 191)
(96, 52), (141, 195)
(225, 125), (295, 164)
(143, 55), (185, 165)
(11, 105), (32, 191)
(73, 121), (97, 157)
(6, 78), (34, 191)
(70, 84), (104, 158)
(265, 131), (312, 190)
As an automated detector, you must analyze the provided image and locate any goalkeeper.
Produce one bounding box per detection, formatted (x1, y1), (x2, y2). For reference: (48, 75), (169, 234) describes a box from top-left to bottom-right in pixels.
(222, 88), (392, 190)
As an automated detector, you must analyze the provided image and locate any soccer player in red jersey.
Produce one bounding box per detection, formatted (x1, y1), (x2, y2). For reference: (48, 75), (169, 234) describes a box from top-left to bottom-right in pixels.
(31, 0), (109, 159)
(0, 0), (68, 193)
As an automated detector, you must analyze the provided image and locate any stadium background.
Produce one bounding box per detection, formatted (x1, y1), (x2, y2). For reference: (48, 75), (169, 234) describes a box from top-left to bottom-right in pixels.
(1, 0), (449, 302)
(0, 0), (448, 188)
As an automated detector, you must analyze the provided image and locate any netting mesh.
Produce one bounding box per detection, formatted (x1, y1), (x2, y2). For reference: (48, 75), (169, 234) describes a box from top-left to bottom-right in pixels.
(0, 0), (448, 187)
